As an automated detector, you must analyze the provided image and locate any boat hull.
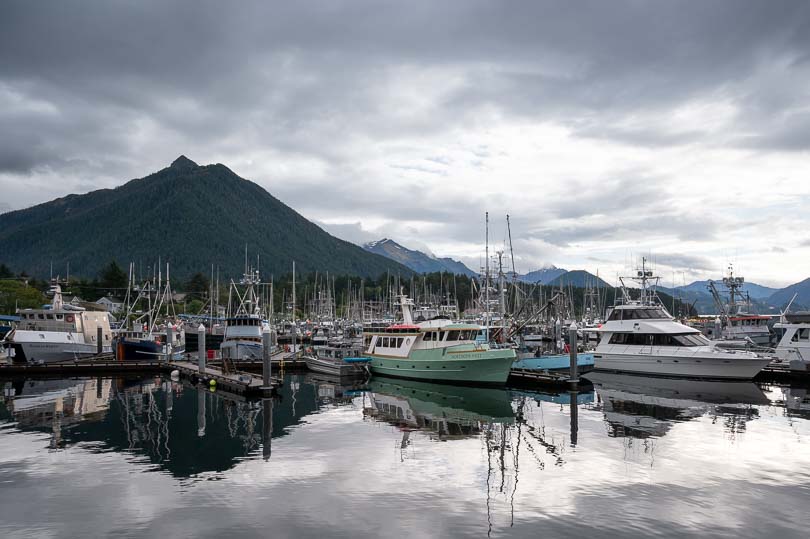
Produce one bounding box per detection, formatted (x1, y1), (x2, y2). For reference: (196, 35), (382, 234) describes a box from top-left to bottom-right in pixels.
(7, 332), (110, 364)
(593, 351), (771, 379)
(514, 352), (594, 371)
(114, 338), (185, 361)
(368, 347), (515, 385)
(304, 355), (365, 377)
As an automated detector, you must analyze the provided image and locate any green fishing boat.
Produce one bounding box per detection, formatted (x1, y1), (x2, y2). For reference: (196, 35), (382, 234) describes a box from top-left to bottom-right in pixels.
(365, 295), (516, 385)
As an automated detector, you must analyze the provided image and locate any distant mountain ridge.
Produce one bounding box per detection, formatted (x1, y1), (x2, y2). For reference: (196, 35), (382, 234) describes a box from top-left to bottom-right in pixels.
(519, 266), (567, 283)
(0, 156), (412, 279)
(362, 238), (476, 276)
(547, 270), (610, 288)
(768, 278), (810, 310)
(673, 280), (778, 300)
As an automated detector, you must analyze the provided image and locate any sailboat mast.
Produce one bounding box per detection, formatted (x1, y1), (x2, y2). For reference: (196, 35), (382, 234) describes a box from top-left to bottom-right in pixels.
(485, 211), (490, 342)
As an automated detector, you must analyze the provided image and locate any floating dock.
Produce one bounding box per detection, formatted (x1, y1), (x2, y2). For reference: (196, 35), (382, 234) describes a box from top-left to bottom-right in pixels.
(0, 355), (282, 397)
(508, 365), (595, 388)
(168, 360), (282, 396)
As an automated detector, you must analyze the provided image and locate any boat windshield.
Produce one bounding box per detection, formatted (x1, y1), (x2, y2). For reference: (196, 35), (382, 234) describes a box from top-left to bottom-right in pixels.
(608, 308), (670, 321)
(608, 332), (710, 346)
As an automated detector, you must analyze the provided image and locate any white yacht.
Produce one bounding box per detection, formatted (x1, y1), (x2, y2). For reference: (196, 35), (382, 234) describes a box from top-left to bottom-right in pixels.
(772, 311), (810, 372)
(4, 282), (113, 363)
(593, 262), (771, 380)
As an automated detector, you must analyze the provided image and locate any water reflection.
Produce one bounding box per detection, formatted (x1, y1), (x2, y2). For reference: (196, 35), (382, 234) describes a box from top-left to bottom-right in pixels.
(0, 375), (323, 477)
(586, 372), (768, 439)
(2, 373), (810, 537)
(364, 378), (514, 440)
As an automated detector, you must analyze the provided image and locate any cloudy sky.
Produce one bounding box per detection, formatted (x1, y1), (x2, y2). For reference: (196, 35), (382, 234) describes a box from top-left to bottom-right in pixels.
(1, 1), (809, 287)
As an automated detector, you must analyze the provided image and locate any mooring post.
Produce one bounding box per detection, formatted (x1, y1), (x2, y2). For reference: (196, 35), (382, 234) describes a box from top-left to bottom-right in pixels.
(166, 324), (173, 362)
(96, 326), (103, 355)
(262, 325), (272, 388)
(197, 323), (206, 374)
(568, 321), (579, 387)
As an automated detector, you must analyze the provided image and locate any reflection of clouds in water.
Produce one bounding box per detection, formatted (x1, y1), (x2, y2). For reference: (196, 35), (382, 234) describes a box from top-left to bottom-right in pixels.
(1, 376), (810, 537)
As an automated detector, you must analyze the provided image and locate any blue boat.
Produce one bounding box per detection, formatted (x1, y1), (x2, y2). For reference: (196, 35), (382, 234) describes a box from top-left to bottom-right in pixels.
(513, 352), (594, 371)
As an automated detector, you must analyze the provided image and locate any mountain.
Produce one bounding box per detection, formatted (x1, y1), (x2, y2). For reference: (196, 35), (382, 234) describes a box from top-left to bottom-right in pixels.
(0, 156), (412, 279)
(363, 238), (476, 276)
(519, 266), (567, 284)
(547, 270), (610, 288)
(675, 280), (777, 300)
(768, 278), (810, 310)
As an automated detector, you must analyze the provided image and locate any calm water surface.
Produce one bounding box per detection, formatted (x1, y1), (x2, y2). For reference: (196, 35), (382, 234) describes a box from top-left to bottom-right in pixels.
(1, 372), (809, 538)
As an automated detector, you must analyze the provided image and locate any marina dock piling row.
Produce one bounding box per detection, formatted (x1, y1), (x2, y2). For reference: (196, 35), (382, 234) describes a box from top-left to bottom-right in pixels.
(198, 324), (206, 374)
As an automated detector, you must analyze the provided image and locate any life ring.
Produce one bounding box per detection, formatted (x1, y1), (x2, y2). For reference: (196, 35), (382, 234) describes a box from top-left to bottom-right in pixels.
(65, 314), (75, 323)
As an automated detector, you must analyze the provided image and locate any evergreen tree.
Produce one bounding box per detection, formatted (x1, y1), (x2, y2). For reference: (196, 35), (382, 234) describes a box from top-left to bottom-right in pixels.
(98, 261), (127, 294)
(185, 272), (210, 299)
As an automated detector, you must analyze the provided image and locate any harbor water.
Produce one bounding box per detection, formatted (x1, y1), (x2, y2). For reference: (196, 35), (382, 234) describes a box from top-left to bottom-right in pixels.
(1, 373), (809, 538)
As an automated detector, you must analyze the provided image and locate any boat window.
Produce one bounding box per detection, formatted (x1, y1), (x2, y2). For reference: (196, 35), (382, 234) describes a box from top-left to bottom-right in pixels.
(56, 314), (63, 320)
(397, 338), (404, 347)
(672, 335), (702, 347)
(423, 332), (433, 341)
(800, 328), (810, 341)
(609, 333), (628, 344)
(38, 314), (44, 319)
(447, 330), (461, 341)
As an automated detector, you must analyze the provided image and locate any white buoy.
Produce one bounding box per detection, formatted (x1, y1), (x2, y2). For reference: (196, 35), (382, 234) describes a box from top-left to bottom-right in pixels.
(170, 369), (180, 380)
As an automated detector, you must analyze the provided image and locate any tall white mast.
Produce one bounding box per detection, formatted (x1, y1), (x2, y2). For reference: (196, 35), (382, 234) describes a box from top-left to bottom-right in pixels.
(485, 212), (490, 342)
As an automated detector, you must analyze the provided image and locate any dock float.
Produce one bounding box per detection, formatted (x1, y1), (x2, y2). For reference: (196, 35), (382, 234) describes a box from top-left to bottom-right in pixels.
(0, 356), (165, 376)
(0, 356), (282, 398)
(508, 366), (595, 388)
(168, 360), (282, 397)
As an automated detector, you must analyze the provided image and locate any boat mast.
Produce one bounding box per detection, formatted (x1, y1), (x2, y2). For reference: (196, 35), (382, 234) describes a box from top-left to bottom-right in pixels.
(292, 260), (296, 357)
(485, 212), (490, 342)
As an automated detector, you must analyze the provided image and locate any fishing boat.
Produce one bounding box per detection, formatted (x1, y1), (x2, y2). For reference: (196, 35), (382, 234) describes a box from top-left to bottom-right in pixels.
(592, 260), (771, 379)
(220, 269), (270, 361)
(303, 344), (370, 378)
(4, 281), (113, 363)
(113, 267), (185, 361)
(691, 266), (772, 345)
(364, 294), (516, 385)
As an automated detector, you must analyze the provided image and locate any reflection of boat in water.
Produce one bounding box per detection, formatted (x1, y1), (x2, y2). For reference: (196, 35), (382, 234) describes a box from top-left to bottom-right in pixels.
(303, 372), (365, 405)
(585, 371), (768, 438)
(364, 378), (514, 438)
(1, 377), (112, 447)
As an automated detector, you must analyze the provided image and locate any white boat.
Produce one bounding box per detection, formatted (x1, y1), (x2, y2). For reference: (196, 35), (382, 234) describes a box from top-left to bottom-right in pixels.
(593, 261), (771, 380)
(772, 311), (810, 371)
(220, 270), (270, 361)
(3, 282), (113, 363)
(303, 345), (369, 377)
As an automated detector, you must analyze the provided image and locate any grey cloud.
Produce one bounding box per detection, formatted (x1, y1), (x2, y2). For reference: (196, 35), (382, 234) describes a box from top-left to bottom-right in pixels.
(1, 0), (809, 271)
(652, 253), (715, 272)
